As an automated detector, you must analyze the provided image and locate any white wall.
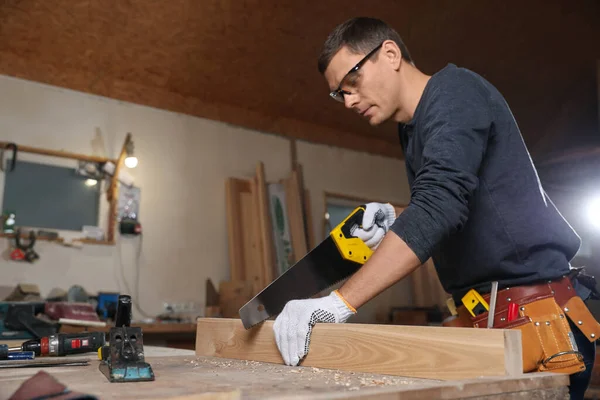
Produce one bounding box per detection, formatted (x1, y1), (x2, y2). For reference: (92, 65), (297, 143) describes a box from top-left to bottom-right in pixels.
(0, 74), (413, 322)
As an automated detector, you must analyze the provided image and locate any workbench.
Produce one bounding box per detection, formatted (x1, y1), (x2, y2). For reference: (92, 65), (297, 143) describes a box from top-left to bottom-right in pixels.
(0, 344), (571, 399)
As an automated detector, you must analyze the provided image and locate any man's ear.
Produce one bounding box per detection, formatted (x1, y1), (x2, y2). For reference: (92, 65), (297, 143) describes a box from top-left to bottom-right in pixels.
(382, 40), (402, 71)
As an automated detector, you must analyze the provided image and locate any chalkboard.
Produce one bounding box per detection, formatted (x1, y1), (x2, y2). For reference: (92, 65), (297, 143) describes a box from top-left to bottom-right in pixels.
(2, 160), (100, 231)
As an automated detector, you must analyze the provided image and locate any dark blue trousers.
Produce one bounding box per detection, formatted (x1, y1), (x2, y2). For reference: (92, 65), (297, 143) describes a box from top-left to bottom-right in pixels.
(568, 313), (596, 399)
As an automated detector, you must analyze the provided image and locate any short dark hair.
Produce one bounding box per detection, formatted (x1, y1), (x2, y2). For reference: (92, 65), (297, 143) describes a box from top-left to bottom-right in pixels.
(317, 17), (413, 75)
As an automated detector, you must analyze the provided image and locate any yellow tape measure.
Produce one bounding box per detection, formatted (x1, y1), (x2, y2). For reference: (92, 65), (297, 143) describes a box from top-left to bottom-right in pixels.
(461, 289), (489, 317)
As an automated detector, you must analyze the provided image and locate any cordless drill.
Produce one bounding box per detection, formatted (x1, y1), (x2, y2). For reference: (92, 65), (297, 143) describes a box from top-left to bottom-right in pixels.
(8, 332), (105, 357)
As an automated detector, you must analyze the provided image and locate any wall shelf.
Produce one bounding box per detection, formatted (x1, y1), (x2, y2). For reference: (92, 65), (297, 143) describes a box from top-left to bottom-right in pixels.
(0, 232), (114, 246)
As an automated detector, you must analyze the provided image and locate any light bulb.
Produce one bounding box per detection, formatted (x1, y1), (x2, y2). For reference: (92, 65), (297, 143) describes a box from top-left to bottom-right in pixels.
(124, 156), (138, 168)
(85, 179), (98, 187)
(589, 196), (600, 229)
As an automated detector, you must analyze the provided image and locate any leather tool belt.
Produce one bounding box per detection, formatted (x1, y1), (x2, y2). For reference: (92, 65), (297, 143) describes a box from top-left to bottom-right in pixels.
(445, 274), (600, 374)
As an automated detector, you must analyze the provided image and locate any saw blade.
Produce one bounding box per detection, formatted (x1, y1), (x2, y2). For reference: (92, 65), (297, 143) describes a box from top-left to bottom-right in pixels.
(239, 236), (362, 329)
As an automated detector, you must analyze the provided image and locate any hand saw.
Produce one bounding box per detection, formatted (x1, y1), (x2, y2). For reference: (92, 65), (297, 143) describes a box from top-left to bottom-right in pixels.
(239, 206), (374, 329)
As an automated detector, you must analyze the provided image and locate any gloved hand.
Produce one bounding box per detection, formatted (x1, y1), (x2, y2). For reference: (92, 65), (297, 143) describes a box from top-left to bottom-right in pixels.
(273, 290), (356, 366)
(351, 202), (396, 250)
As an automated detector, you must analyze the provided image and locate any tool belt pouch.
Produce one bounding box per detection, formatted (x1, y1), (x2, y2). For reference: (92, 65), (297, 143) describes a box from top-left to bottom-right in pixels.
(473, 296), (593, 374)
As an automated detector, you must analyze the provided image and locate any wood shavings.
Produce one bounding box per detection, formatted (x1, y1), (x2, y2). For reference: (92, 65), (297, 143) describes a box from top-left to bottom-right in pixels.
(188, 356), (424, 398)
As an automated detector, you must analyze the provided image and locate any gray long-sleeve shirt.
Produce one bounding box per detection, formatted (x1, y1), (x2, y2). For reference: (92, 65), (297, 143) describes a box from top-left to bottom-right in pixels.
(391, 64), (581, 303)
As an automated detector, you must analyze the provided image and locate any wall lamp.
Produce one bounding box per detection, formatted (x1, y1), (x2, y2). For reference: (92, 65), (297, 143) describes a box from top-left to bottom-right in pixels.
(124, 139), (138, 169)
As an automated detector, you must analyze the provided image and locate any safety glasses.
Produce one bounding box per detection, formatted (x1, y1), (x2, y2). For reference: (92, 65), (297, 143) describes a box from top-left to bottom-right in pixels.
(329, 42), (383, 103)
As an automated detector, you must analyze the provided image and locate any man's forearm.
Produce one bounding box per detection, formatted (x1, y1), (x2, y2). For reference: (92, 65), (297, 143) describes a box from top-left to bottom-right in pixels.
(338, 232), (422, 309)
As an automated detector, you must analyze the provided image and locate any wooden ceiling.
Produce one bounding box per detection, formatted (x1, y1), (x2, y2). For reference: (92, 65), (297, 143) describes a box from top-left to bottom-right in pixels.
(0, 0), (598, 161)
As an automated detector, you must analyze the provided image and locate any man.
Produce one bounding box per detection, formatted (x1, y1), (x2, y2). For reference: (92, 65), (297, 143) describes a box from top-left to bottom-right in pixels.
(272, 17), (599, 398)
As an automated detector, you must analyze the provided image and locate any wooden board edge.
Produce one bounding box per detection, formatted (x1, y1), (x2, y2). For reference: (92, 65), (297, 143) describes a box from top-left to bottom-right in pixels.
(503, 328), (524, 376)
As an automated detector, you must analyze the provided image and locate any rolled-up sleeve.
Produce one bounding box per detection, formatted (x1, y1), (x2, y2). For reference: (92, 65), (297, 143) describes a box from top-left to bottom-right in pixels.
(390, 76), (492, 263)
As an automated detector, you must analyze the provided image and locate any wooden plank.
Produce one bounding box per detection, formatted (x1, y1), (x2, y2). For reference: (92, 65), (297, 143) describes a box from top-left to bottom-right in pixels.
(255, 162), (276, 288)
(195, 318), (523, 381)
(219, 280), (255, 319)
(244, 179), (263, 292)
(303, 189), (315, 250)
(294, 164), (311, 251)
(206, 278), (220, 307)
(225, 178), (247, 280)
(107, 133), (132, 243)
(226, 177), (263, 288)
(283, 169), (308, 262)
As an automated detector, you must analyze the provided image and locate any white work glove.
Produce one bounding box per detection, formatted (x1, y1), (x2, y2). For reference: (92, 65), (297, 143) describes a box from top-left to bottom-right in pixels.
(351, 202), (396, 250)
(273, 290), (356, 366)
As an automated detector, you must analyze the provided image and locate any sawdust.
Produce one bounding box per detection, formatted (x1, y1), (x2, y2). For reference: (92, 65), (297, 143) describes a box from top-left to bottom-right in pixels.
(189, 356), (422, 395)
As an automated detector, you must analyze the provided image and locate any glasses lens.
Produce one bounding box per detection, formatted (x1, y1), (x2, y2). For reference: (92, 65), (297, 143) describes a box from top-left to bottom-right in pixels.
(330, 91), (345, 103)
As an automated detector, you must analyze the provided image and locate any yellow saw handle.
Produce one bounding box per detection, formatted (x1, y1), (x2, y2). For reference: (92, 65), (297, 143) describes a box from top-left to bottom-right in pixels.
(330, 205), (373, 265)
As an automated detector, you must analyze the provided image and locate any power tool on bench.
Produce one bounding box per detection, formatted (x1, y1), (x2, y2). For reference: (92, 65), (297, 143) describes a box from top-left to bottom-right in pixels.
(6, 331), (105, 357)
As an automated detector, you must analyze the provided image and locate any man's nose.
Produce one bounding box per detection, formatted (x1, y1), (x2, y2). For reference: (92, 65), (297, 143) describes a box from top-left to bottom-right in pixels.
(343, 93), (359, 109)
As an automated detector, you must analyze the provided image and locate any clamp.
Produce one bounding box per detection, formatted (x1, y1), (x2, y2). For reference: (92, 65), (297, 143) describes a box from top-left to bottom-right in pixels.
(15, 229), (39, 263)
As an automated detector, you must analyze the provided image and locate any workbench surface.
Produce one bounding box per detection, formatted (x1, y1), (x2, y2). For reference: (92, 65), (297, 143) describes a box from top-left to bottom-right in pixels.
(0, 346), (570, 399)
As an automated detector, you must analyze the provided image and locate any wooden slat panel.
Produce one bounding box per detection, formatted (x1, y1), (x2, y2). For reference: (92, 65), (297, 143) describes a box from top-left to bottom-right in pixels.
(225, 178), (247, 281)
(219, 281), (255, 319)
(245, 179), (263, 293)
(303, 189), (315, 250)
(226, 177), (262, 287)
(283, 169), (308, 262)
(255, 162), (276, 288)
(195, 318), (523, 380)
